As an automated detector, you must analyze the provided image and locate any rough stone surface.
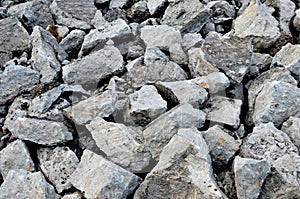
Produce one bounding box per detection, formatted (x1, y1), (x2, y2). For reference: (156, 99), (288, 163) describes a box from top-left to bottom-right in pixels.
(69, 149), (141, 199)
(6, 117), (73, 146)
(181, 33), (204, 52)
(143, 103), (206, 160)
(293, 9), (300, 31)
(61, 192), (82, 199)
(37, 146), (79, 193)
(86, 117), (151, 173)
(0, 140), (34, 178)
(233, 156), (270, 199)
(60, 29), (85, 59)
(146, 0), (167, 15)
(282, 117), (300, 151)
(0, 169), (59, 199)
(135, 128), (227, 199)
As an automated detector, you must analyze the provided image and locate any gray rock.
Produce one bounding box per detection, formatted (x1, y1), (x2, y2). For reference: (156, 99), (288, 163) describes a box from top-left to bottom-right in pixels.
(241, 122), (298, 162)
(0, 17), (30, 67)
(293, 9), (300, 31)
(202, 125), (241, 166)
(95, 0), (110, 6)
(60, 30), (85, 58)
(70, 149), (141, 199)
(7, 117), (73, 146)
(0, 65), (40, 105)
(63, 44), (124, 87)
(80, 19), (133, 56)
(0, 7), (8, 19)
(37, 146), (79, 193)
(155, 79), (208, 108)
(135, 128), (227, 199)
(272, 43), (300, 78)
(47, 25), (69, 40)
(86, 117), (151, 173)
(250, 53), (272, 73)
(146, 0), (167, 15)
(253, 81), (300, 126)
(143, 103), (206, 160)
(161, 0), (212, 33)
(246, 68), (297, 126)
(0, 140), (34, 178)
(232, 0), (280, 50)
(109, 0), (130, 9)
(7, 0), (54, 31)
(144, 46), (169, 66)
(61, 192), (82, 199)
(233, 156), (270, 199)
(282, 117), (300, 151)
(181, 33), (204, 52)
(205, 96), (242, 128)
(64, 90), (117, 125)
(31, 26), (67, 85)
(0, 169), (59, 199)
(127, 1), (150, 23)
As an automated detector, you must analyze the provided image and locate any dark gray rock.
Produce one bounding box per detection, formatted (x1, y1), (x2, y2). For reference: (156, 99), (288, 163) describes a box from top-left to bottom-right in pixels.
(60, 30), (85, 58)
(0, 140), (34, 178)
(0, 7), (8, 19)
(69, 149), (141, 199)
(282, 117), (300, 151)
(233, 156), (270, 199)
(143, 103), (206, 160)
(37, 146), (79, 193)
(135, 128), (228, 199)
(127, 1), (150, 23)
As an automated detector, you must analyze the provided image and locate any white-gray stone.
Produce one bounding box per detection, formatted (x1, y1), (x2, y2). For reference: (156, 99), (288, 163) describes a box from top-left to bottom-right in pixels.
(282, 117), (300, 151)
(293, 9), (300, 31)
(146, 0), (167, 15)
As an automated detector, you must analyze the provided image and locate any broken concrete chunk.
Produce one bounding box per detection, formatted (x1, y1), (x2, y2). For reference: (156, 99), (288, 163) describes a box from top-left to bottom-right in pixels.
(282, 117), (300, 151)
(143, 103), (206, 160)
(253, 81), (300, 126)
(7, 117), (73, 146)
(232, 0), (280, 50)
(234, 156), (270, 199)
(86, 117), (151, 173)
(155, 79), (208, 108)
(63, 45), (124, 87)
(161, 0), (212, 33)
(70, 149), (141, 199)
(135, 128), (227, 199)
(0, 169), (59, 199)
(0, 140), (34, 178)
(205, 96), (242, 128)
(202, 125), (241, 167)
(37, 146), (79, 193)
(0, 17), (30, 67)
(60, 29), (85, 59)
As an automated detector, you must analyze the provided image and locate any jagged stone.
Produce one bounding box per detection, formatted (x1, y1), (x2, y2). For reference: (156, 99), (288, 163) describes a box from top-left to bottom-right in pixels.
(0, 65), (40, 105)
(61, 192), (82, 199)
(181, 33), (204, 52)
(0, 17), (30, 67)
(143, 103), (206, 160)
(47, 25), (69, 41)
(232, 0), (280, 50)
(293, 9), (300, 31)
(86, 117), (151, 173)
(60, 30), (85, 59)
(161, 0), (212, 33)
(146, 0), (167, 15)
(204, 96), (242, 128)
(63, 44), (124, 87)
(202, 125), (241, 167)
(0, 140), (34, 178)
(6, 117), (73, 146)
(250, 53), (272, 74)
(109, 0), (131, 9)
(37, 146), (79, 193)
(155, 79), (208, 108)
(233, 156), (270, 199)
(144, 46), (169, 65)
(127, 1), (150, 23)
(282, 117), (300, 151)
(70, 149), (141, 199)
(253, 81), (300, 126)
(135, 128), (227, 199)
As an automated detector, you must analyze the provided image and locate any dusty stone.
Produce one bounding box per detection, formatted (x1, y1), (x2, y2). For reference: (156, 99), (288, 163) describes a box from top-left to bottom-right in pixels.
(161, 0), (212, 33)
(293, 9), (300, 31)
(63, 44), (123, 87)
(146, 0), (167, 15)
(143, 103), (206, 160)
(155, 79), (208, 108)
(250, 53), (273, 73)
(135, 128), (227, 199)
(0, 169), (59, 199)
(0, 65), (40, 105)
(282, 117), (300, 151)
(0, 17), (30, 67)
(253, 81), (300, 126)
(31, 26), (67, 85)
(233, 156), (270, 199)
(86, 117), (151, 173)
(0, 140), (34, 178)
(60, 30), (85, 59)
(144, 46), (169, 65)
(37, 146), (79, 193)
(169, 42), (188, 65)
(70, 149), (141, 199)
(181, 33), (204, 52)
(6, 117), (73, 146)
(202, 125), (241, 167)
(232, 0), (280, 50)
(205, 96), (242, 128)
(61, 192), (82, 199)
(109, 0), (131, 9)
